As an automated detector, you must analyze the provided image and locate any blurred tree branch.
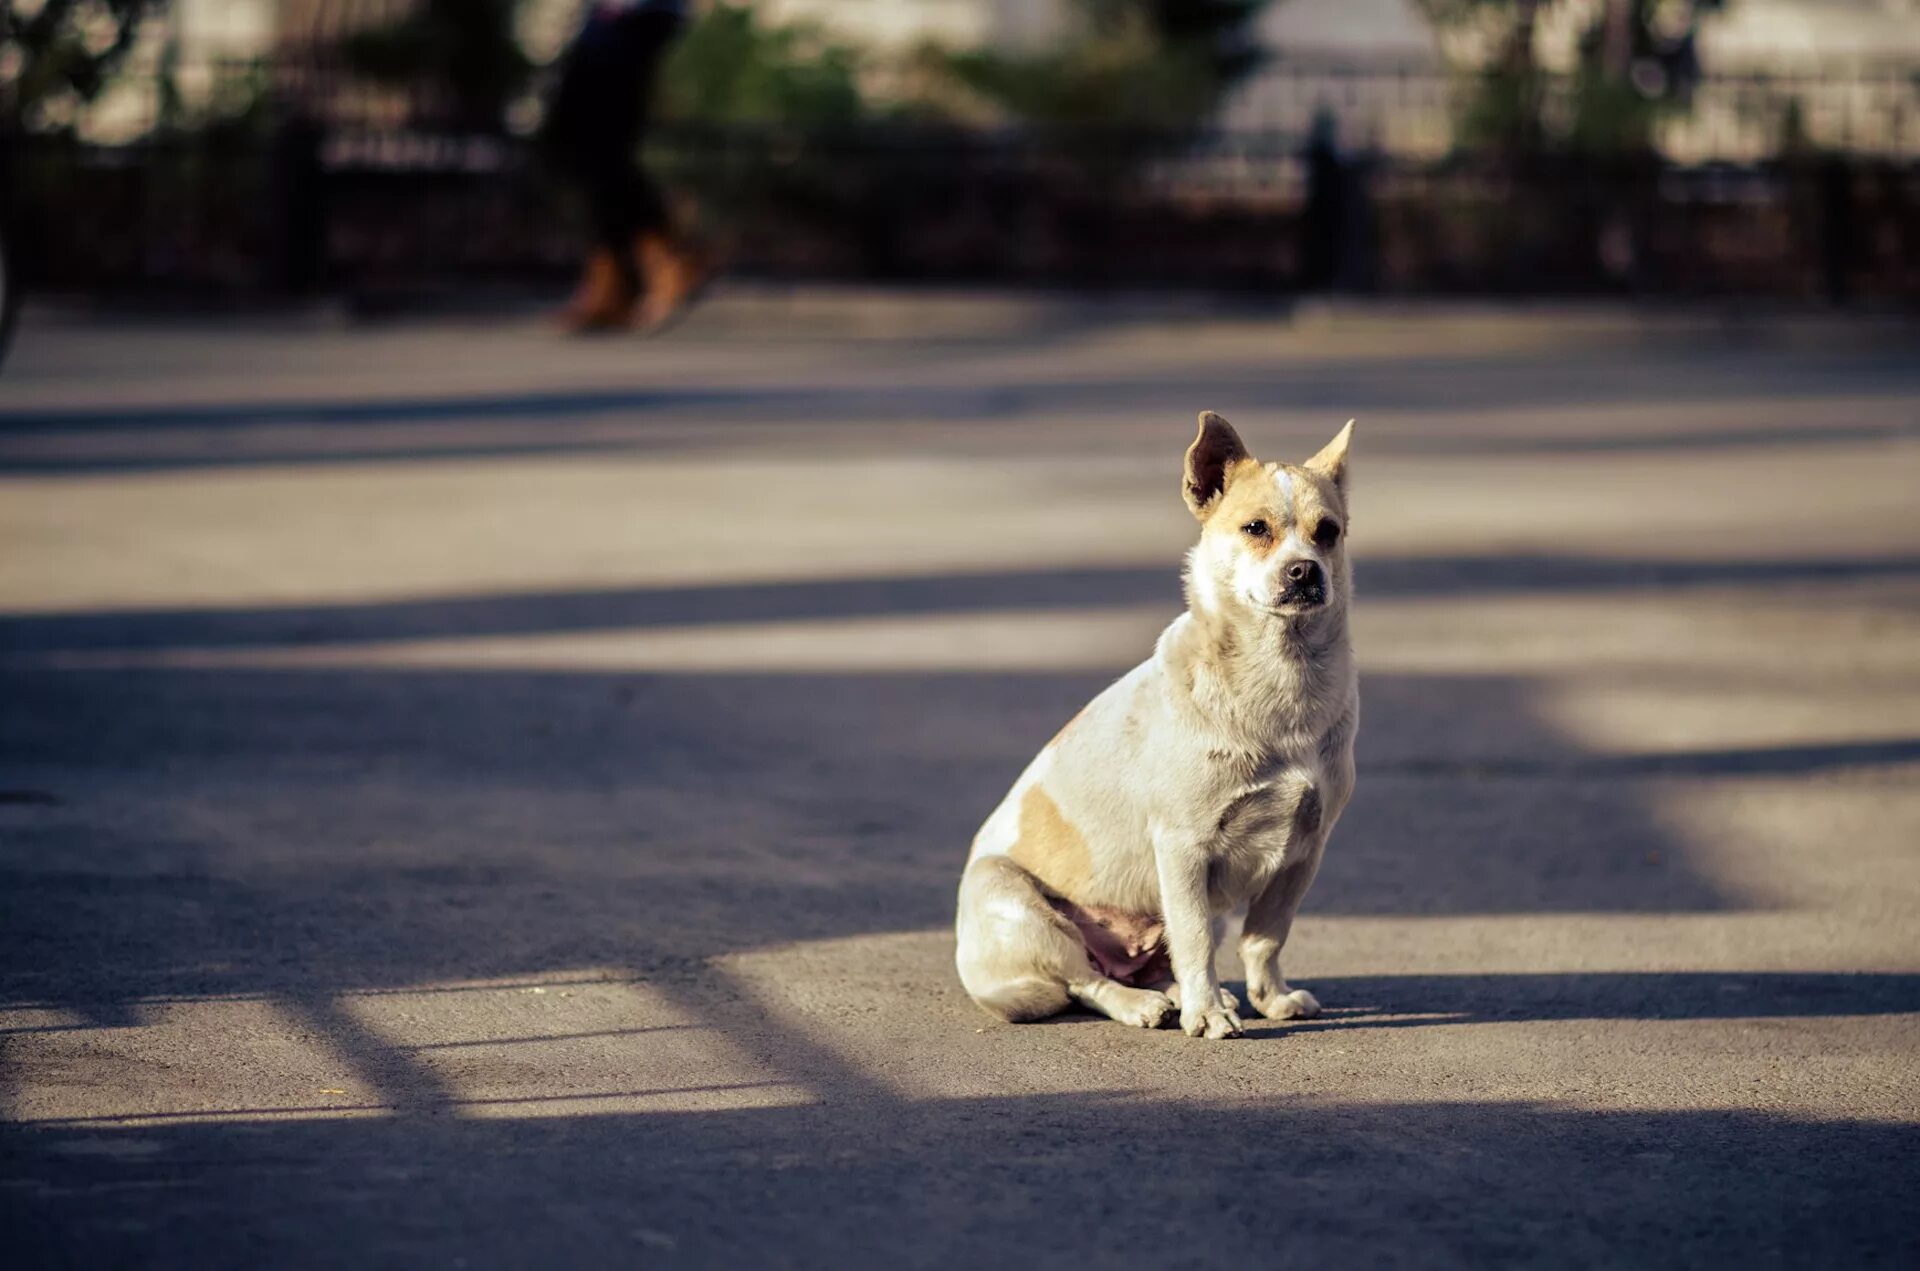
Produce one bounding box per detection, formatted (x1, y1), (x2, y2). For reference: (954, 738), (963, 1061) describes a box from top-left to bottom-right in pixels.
(1418, 0), (1727, 155)
(898, 0), (1270, 129)
(1, 0), (166, 130)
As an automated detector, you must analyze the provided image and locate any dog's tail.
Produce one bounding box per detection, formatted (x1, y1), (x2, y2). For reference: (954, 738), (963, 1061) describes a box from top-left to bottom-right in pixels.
(971, 976), (1071, 1023)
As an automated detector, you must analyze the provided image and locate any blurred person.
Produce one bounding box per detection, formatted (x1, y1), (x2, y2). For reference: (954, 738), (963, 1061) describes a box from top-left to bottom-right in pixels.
(543, 0), (709, 333)
(1299, 111), (1344, 293)
(1298, 109), (1376, 295)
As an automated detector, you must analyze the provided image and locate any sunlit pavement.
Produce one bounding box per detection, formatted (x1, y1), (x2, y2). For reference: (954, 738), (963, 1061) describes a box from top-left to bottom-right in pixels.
(3, 293), (1918, 1268)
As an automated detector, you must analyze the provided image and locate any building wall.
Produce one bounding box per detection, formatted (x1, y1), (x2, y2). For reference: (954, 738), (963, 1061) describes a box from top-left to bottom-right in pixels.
(1222, 0), (1920, 157)
(125, 0), (1920, 75)
(1219, 0), (1444, 148)
(1698, 0), (1920, 68)
(760, 0), (1068, 52)
(71, 0), (1920, 157)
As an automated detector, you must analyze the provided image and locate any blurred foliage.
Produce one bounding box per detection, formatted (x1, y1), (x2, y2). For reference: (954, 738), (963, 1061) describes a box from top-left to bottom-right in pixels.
(150, 34), (273, 138)
(656, 2), (866, 125)
(902, 0), (1269, 129)
(656, 0), (1268, 130)
(341, 0), (531, 132)
(1420, 0), (1725, 155)
(1, 0), (164, 129)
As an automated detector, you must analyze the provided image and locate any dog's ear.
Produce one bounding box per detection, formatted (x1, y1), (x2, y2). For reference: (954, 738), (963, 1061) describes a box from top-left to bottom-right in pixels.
(1304, 419), (1355, 495)
(1184, 411), (1249, 518)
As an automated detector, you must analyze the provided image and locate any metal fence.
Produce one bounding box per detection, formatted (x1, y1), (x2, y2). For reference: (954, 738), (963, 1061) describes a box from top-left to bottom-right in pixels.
(1227, 58), (1920, 162)
(7, 52), (1919, 304)
(9, 119), (1916, 304)
(60, 51), (1920, 158)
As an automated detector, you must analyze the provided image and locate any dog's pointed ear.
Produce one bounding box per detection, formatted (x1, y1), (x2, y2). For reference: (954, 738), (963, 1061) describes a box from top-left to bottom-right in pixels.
(1184, 411), (1249, 518)
(1304, 419), (1355, 494)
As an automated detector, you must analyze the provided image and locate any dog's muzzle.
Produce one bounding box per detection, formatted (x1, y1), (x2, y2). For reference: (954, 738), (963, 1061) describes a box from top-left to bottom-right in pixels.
(1275, 559), (1327, 607)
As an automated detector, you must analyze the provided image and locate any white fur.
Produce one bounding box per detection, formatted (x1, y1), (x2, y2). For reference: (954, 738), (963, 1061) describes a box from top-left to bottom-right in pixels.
(1184, 545), (1223, 614)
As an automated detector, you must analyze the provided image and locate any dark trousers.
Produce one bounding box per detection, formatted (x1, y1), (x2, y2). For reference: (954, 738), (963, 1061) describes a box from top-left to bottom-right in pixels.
(543, 10), (683, 256)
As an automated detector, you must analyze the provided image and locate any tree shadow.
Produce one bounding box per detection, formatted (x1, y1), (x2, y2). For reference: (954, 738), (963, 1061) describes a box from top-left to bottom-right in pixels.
(4, 550), (1917, 1024)
(3, 338), (1915, 475)
(4, 344), (1914, 435)
(3, 1093), (1914, 1268)
(5, 552), (1917, 655)
(1027, 970), (1920, 1035)
(3, 562), (1915, 1266)
(1273, 971), (1920, 1029)
(3, 651), (1910, 1031)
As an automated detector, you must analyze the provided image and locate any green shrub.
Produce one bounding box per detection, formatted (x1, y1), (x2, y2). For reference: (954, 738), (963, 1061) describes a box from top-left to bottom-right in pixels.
(658, 3), (867, 126)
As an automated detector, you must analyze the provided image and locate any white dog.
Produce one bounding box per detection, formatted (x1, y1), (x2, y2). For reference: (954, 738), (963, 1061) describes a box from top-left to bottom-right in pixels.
(955, 413), (1357, 1039)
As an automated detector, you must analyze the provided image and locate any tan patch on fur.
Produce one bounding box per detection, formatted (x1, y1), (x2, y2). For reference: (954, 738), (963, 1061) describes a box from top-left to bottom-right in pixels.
(1286, 469), (1345, 541)
(1208, 460), (1283, 547)
(1009, 785), (1093, 900)
(1206, 461), (1345, 545)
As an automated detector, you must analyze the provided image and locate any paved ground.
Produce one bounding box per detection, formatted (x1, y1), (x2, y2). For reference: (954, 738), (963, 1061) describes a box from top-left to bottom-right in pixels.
(2, 293), (1918, 1269)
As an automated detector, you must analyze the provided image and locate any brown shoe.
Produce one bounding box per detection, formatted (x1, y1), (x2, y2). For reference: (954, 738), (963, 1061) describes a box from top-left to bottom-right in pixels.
(632, 231), (713, 333)
(559, 249), (636, 334)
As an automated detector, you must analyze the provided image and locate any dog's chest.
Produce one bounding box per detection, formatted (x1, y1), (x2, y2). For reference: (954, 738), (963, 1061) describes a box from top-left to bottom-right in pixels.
(1215, 779), (1312, 839)
(1199, 755), (1322, 885)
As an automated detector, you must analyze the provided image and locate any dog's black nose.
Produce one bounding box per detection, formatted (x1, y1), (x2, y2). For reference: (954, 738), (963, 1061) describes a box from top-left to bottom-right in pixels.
(1284, 560), (1321, 586)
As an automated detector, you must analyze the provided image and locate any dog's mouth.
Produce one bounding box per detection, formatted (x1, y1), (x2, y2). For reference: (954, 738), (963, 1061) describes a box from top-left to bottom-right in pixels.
(1270, 582), (1328, 610)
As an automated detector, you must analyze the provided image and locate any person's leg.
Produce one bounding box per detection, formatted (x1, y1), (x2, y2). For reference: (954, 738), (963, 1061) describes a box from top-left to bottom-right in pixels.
(612, 11), (713, 329)
(544, 17), (646, 329)
(551, 146), (641, 331)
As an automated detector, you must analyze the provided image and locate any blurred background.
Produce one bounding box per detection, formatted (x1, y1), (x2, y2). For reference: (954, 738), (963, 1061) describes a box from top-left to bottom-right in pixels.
(4, 7), (1920, 1268)
(3, 0), (1918, 306)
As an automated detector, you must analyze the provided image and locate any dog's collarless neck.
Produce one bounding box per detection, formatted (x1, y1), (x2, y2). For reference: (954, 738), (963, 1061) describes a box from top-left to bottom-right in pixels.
(1170, 603), (1352, 742)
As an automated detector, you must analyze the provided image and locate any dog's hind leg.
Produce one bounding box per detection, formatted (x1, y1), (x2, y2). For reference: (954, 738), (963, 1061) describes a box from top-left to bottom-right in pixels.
(1067, 976), (1178, 1029)
(956, 855), (1174, 1028)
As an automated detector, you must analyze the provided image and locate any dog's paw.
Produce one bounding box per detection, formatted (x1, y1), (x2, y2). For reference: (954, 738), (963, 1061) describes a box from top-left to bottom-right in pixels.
(1250, 986), (1322, 1021)
(1166, 983), (1242, 1014)
(1180, 1003), (1245, 1040)
(1108, 987), (1176, 1029)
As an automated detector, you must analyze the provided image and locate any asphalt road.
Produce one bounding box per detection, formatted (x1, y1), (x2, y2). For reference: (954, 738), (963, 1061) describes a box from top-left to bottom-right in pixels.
(3, 294), (1918, 1269)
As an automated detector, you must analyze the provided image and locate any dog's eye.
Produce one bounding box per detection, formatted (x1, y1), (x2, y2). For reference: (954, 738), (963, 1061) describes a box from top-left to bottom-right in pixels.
(1313, 518), (1342, 548)
(1240, 520), (1270, 539)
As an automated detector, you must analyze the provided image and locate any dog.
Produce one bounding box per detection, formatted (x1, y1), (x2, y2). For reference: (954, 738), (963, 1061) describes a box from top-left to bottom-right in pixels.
(955, 412), (1357, 1039)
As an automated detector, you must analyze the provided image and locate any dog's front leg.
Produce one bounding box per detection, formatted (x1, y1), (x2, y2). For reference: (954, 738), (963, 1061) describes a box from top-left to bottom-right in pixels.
(1154, 833), (1243, 1039)
(1243, 756), (1351, 1020)
(1240, 850), (1325, 1020)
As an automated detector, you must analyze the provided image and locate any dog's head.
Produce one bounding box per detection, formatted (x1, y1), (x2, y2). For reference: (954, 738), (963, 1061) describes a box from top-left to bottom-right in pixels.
(1181, 411), (1354, 620)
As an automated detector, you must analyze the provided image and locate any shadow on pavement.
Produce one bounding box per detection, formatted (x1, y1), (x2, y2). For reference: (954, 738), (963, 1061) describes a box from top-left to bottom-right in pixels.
(1369, 738), (1920, 778)
(3, 338), (1917, 476)
(1278, 971), (1920, 1029)
(5, 543), (1916, 1023)
(3, 417), (1910, 476)
(4, 345), (1916, 432)
(4, 552), (1916, 1266)
(6, 553), (1919, 655)
(4, 1093), (1914, 1268)
(3, 647), (1908, 1028)
(0, 659), (1737, 974)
